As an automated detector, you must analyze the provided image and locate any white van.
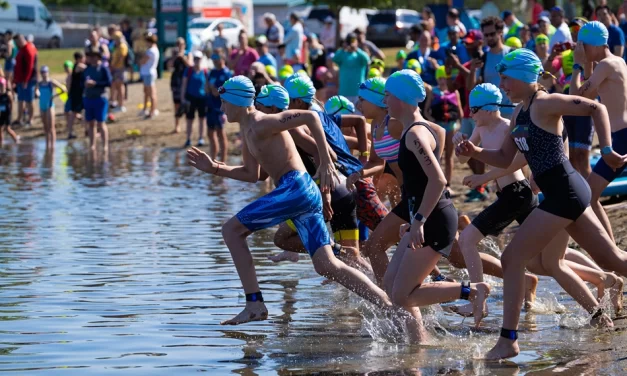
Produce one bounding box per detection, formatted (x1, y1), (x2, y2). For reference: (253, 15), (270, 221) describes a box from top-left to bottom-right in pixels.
(304, 6), (376, 40)
(0, 0), (63, 48)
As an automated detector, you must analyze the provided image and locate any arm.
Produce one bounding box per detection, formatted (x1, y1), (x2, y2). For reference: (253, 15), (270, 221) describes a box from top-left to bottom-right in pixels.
(288, 126), (337, 164)
(180, 75), (188, 102)
(467, 60), (479, 90)
(455, 90), (464, 124)
(95, 68), (112, 88)
(211, 137), (261, 182)
(467, 151), (527, 187)
(423, 91), (434, 122)
(338, 115), (368, 162)
(614, 45), (625, 58)
(454, 125), (481, 164)
(570, 47), (606, 98)
(101, 44), (110, 60)
(367, 42), (385, 60)
(23, 49), (35, 83)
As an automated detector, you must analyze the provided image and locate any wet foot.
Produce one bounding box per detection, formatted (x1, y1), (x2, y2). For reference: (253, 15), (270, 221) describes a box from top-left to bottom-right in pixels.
(524, 274), (538, 310)
(267, 251), (299, 263)
(484, 337), (520, 360)
(590, 312), (613, 329)
(449, 301), (473, 317)
(471, 282), (490, 328)
(221, 302), (268, 325)
(607, 274), (624, 316)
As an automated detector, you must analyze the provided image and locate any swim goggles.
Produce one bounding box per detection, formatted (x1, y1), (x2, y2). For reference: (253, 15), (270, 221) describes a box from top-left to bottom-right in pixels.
(358, 82), (384, 96)
(218, 86), (256, 98)
(470, 103), (516, 114)
(494, 62), (555, 80)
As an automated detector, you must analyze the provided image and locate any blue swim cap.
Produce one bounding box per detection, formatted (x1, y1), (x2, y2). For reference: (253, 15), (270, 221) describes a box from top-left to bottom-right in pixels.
(578, 21), (608, 47)
(284, 73), (316, 104)
(325, 96), (355, 116)
(256, 84), (289, 110)
(469, 83), (502, 112)
(359, 77), (386, 108)
(220, 76), (256, 107)
(496, 48), (543, 84)
(385, 69), (426, 106)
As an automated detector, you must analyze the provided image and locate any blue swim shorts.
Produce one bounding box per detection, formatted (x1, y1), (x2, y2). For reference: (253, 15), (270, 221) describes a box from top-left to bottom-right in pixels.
(593, 127), (627, 182)
(83, 97), (109, 122)
(236, 170), (330, 257)
(17, 81), (36, 103)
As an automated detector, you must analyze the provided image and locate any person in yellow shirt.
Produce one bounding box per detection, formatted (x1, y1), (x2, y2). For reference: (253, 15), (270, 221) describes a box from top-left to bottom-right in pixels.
(131, 18), (148, 82)
(110, 31), (128, 112)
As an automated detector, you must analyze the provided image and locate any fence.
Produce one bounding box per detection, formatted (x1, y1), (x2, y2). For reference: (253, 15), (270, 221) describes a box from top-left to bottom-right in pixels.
(47, 5), (133, 27)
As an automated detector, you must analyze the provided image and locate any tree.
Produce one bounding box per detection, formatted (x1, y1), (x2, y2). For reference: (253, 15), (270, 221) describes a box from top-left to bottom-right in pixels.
(0, 1), (8, 9)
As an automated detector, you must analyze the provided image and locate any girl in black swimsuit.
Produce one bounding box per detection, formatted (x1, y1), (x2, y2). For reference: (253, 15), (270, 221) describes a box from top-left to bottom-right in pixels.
(457, 48), (627, 360)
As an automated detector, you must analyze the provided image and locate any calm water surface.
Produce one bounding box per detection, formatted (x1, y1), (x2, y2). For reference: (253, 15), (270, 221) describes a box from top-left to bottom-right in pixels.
(1, 140), (627, 375)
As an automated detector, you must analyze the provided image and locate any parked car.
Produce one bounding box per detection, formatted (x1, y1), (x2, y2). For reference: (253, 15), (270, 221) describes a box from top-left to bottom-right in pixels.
(366, 9), (421, 47)
(0, 0), (63, 48)
(304, 6), (375, 40)
(188, 17), (243, 49)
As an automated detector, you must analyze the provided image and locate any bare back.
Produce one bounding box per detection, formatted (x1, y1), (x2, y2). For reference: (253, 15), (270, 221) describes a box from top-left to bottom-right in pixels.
(594, 55), (627, 132)
(477, 118), (526, 188)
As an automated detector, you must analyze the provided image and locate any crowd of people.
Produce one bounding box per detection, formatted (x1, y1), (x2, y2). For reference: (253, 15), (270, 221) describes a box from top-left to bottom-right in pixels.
(1, 2), (627, 361)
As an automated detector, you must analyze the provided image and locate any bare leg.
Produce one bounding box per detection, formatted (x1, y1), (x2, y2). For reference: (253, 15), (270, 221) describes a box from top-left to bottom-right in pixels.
(98, 121), (108, 152)
(67, 112), (75, 137)
(186, 117), (194, 144)
(16, 100), (24, 124)
(197, 117), (205, 142)
(444, 129), (455, 189)
(270, 222), (304, 262)
(49, 108), (56, 147)
(5, 125), (18, 143)
(208, 129), (218, 160)
(118, 80), (125, 109)
(88, 120), (96, 150)
(218, 127), (227, 162)
(149, 85), (157, 117)
(26, 102), (33, 124)
(173, 103), (181, 133)
(143, 86), (149, 115)
(376, 172), (401, 208)
(565, 248), (603, 271)
(587, 172), (614, 242)
(42, 110), (49, 147)
(362, 212), (405, 285)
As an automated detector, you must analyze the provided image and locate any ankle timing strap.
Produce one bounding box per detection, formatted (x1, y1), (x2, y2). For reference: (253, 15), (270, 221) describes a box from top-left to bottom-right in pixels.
(246, 292), (264, 302)
(460, 281), (471, 300)
(591, 308), (604, 320)
(433, 274), (447, 282)
(500, 328), (518, 340)
(332, 243), (344, 256)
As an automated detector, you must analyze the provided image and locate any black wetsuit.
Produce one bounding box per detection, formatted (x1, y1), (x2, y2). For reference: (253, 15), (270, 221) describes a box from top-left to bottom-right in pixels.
(511, 91), (590, 221)
(391, 122), (458, 256)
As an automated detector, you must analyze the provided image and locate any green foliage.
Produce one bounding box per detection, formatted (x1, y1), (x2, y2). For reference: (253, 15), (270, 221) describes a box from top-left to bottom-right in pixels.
(42, 0), (152, 17)
(0, 1), (8, 10)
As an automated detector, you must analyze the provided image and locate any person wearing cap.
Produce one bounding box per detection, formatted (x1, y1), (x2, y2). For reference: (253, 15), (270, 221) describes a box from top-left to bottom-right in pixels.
(283, 13), (305, 71)
(206, 52), (232, 161)
(187, 75), (394, 326)
(320, 16), (336, 52)
(212, 23), (230, 55)
(441, 25), (470, 65)
(180, 50), (209, 148)
(353, 27), (385, 60)
(0, 77), (18, 145)
(139, 32), (159, 119)
(456, 48), (626, 360)
(446, 8), (467, 36)
(12, 34), (38, 127)
(391, 50), (407, 75)
(324, 95), (355, 115)
(37, 65), (65, 149)
(110, 31), (129, 113)
(230, 30), (260, 76)
(333, 33), (369, 108)
(264, 13), (284, 58)
(82, 49), (112, 152)
(548, 6), (572, 51)
(570, 21), (627, 244)
(407, 29), (444, 86)
(255, 35), (277, 72)
(596, 5), (625, 58)
(503, 11), (524, 40)
(2, 30), (16, 88)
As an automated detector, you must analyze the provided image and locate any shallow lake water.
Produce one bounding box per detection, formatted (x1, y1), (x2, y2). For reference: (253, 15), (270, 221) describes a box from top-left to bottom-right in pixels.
(1, 140), (627, 375)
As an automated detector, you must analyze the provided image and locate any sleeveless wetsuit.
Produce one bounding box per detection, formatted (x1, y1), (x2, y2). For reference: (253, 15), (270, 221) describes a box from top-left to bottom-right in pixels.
(391, 122), (458, 256)
(373, 115), (401, 177)
(511, 91), (590, 221)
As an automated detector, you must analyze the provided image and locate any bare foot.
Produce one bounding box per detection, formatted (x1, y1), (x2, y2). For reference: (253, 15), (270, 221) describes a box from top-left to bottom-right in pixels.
(449, 301), (473, 317)
(484, 337), (520, 360)
(590, 312), (613, 329)
(524, 273), (538, 310)
(607, 273), (624, 316)
(174, 127), (181, 134)
(404, 307), (431, 344)
(221, 302), (268, 325)
(267, 251), (299, 263)
(458, 215), (471, 231)
(470, 282), (490, 328)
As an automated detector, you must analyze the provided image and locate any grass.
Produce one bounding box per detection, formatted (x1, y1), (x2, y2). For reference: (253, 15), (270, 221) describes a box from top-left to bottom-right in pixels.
(381, 47), (409, 70)
(38, 48), (78, 75)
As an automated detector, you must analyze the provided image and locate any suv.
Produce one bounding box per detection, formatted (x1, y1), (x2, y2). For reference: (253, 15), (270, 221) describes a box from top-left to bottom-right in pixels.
(366, 9), (421, 47)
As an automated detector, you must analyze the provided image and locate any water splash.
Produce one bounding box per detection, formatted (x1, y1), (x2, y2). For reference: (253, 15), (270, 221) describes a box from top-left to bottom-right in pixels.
(527, 291), (566, 314)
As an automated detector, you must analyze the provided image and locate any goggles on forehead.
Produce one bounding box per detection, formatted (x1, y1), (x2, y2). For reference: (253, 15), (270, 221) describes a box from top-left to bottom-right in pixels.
(358, 82), (383, 95)
(218, 86), (255, 98)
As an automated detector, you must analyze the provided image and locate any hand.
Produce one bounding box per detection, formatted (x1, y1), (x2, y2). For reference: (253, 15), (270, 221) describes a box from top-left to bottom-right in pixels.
(574, 41), (586, 64)
(399, 223), (410, 238)
(455, 139), (478, 158)
(314, 160), (339, 193)
(408, 221), (425, 249)
(446, 54), (461, 69)
(187, 146), (218, 174)
(529, 174), (540, 194)
(463, 174), (487, 189)
(85, 79), (96, 88)
(452, 131), (467, 147)
(345, 171), (361, 191)
(601, 150), (627, 171)
(470, 58), (483, 70)
(322, 191), (333, 221)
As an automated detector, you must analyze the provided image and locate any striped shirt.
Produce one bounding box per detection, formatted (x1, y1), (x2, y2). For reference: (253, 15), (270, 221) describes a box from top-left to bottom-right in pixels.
(373, 116), (400, 163)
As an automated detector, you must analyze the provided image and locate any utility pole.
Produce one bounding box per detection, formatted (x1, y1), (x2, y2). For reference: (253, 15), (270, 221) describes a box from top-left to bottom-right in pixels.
(156, 0), (163, 78)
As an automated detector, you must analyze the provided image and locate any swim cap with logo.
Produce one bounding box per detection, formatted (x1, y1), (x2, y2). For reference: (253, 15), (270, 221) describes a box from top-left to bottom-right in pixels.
(358, 77), (386, 108)
(405, 59), (422, 74)
(496, 48), (544, 84)
(256, 84), (290, 110)
(385, 69), (426, 106)
(396, 50), (407, 60)
(469, 83), (502, 112)
(325, 95), (355, 116)
(284, 73), (316, 104)
(578, 21), (608, 47)
(220, 75), (256, 107)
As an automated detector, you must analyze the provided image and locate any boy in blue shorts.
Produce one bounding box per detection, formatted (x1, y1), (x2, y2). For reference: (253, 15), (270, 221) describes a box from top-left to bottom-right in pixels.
(83, 50), (112, 151)
(206, 51), (232, 161)
(187, 75), (393, 325)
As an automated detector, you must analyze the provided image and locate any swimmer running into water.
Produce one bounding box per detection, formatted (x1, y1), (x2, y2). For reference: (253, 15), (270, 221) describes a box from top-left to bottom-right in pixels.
(187, 76), (393, 325)
(457, 48), (627, 360)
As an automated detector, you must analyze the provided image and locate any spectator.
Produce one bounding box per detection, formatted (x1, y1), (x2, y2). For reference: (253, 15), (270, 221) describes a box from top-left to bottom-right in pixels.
(503, 11), (524, 39)
(229, 30), (259, 76)
(12, 34), (38, 126)
(538, 15), (555, 39)
(441, 25), (470, 64)
(212, 23), (230, 55)
(332, 33), (369, 107)
(529, 0), (543, 24)
(320, 16), (336, 52)
(519, 24), (531, 47)
(354, 27), (385, 60)
(82, 50), (112, 151)
(206, 51), (232, 161)
(283, 13), (305, 70)
(408, 25), (422, 50)
(583, 0), (595, 21)
(110, 31), (128, 113)
(308, 33), (327, 89)
(480, 1), (500, 19)
(422, 7), (436, 34)
(255, 35), (277, 71)
(139, 32), (159, 119)
(264, 13), (284, 59)
(446, 8), (467, 37)
(85, 28), (111, 67)
(407, 29), (442, 86)
(3, 30), (16, 88)
(180, 51), (208, 148)
(168, 37), (189, 134)
(132, 18), (149, 80)
(107, 24), (118, 51)
(548, 6), (572, 50)
(468, 17), (514, 119)
(596, 5), (625, 57)
(120, 19), (133, 48)
(564, 0), (577, 21)
(620, 2), (627, 49)
(66, 52), (86, 140)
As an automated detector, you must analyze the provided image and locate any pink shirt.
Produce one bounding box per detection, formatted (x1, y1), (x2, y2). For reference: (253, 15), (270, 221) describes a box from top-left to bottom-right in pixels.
(230, 47), (259, 76)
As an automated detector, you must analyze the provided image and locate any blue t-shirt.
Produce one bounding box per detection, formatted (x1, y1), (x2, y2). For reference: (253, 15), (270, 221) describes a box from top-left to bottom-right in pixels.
(83, 64), (112, 98)
(207, 67), (232, 109)
(257, 53), (277, 71)
(607, 24), (625, 58)
(407, 47), (445, 86)
(312, 110), (362, 176)
(185, 68), (207, 99)
(439, 40), (470, 65)
(476, 46), (514, 117)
